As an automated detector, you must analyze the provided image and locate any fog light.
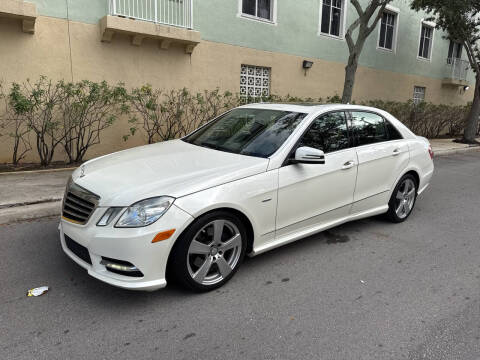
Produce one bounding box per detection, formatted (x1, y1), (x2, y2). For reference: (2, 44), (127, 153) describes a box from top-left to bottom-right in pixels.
(100, 257), (144, 277)
(103, 262), (137, 272)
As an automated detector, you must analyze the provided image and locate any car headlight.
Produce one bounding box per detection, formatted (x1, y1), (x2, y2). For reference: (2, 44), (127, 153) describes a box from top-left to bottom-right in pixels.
(115, 196), (175, 228)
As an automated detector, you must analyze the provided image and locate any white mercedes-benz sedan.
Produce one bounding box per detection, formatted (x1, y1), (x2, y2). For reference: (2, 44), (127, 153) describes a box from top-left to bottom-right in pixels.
(59, 103), (434, 292)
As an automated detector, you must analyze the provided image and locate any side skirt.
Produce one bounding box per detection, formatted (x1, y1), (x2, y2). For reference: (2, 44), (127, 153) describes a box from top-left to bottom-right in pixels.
(251, 205), (388, 256)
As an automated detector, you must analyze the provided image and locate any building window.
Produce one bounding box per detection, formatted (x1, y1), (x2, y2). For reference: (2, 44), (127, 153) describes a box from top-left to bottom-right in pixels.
(240, 65), (270, 98)
(413, 86), (426, 104)
(447, 40), (463, 62)
(320, 0), (344, 37)
(418, 24), (434, 59)
(378, 12), (396, 50)
(242, 0), (273, 21)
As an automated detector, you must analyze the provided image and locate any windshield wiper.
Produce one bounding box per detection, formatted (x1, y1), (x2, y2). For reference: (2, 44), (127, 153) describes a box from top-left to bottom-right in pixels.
(200, 141), (220, 150)
(200, 142), (237, 154)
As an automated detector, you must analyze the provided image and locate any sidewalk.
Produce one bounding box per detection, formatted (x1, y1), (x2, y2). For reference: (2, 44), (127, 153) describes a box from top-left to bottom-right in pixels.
(0, 138), (479, 225)
(430, 137), (480, 156)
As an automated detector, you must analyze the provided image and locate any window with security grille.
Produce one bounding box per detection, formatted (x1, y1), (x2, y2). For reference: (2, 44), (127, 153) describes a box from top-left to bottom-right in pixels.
(413, 86), (426, 104)
(240, 65), (271, 98)
(379, 12), (396, 50)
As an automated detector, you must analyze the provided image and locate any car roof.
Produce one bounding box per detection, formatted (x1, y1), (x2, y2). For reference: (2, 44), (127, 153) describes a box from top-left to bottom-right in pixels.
(238, 102), (385, 115)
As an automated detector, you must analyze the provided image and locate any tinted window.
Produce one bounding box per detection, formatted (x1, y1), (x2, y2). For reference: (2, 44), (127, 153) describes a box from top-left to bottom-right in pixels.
(386, 120), (403, 140)
(299, 112), (350, 153)
(184, 108), (306, 158)
(350, 111), (388, 146)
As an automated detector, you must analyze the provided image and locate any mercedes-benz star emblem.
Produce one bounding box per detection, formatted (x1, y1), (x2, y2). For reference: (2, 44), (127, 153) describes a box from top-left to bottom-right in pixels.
(80, 165), (85, 178)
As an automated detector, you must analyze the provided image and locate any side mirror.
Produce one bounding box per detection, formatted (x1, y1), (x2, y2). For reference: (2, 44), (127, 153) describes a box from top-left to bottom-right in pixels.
(291, 146), (325, 164)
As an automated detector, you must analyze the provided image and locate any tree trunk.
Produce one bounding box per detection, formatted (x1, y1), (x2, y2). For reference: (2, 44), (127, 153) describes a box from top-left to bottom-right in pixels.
(463, 75), (480, 143)
(342, 36), (367, 104)
(342, 52), (359, 104)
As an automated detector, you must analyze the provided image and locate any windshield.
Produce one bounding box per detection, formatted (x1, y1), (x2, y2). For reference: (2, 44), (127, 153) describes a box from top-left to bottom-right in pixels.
(183, 108), (307, 158)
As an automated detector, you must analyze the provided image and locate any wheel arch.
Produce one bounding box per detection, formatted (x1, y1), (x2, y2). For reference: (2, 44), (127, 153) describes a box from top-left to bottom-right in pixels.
(391, 167), (421, 197)
(165, 207), (255, 281)
(404, 170), (420, 190)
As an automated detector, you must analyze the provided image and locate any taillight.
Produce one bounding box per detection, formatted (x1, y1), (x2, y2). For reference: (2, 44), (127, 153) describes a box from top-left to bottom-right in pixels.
(428, 145), (434, 159)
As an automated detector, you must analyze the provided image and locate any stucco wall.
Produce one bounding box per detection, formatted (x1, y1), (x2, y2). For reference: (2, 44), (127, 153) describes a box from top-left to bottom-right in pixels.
(0, 15), (473, 164)
(24, 0), (475, 84)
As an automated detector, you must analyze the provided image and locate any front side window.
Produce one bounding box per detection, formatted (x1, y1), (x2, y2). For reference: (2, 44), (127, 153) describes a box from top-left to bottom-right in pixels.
(242, 0), (272, 21)
(378, 12), (396, 50)
(184, 108), (306, 158)
(350, 111), (388, 146)
(299, 112), (350, 153)
(418, 24), (433, 59)
(321, 0), (344, 37)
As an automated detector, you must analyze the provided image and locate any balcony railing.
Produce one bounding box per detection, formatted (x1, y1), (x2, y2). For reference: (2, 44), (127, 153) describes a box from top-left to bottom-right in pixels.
(446, 57), (469, 82)
(108, 0), (193, 29)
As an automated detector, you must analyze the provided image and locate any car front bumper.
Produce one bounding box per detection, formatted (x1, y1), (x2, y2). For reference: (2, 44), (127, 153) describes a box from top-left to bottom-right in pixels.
(59, 203), (193, 291)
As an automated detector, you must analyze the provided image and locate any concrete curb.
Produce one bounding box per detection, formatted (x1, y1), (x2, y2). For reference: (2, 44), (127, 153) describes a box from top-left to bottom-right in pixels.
(0, 167), (76, 176)
(433, 145), (480, 157)
(0, 197), (63, 209)
(0, 201), (61, 225)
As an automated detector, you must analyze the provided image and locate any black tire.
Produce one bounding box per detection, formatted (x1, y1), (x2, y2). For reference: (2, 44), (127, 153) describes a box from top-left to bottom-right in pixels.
(169, 210), (247, 292)
(386, 173), (418, 223)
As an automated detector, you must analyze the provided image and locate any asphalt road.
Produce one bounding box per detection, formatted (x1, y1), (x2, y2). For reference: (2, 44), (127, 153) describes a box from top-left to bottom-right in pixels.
(1, 152), (480, 360)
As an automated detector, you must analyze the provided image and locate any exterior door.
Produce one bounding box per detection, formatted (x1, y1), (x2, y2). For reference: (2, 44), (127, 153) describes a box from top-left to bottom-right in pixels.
(275, 111), (357, 238)
(349, 111), (409, 213)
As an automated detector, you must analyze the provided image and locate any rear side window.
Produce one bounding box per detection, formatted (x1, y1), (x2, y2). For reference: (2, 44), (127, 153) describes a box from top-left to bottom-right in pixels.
(385, 120), (403, 140)
(299, 111), (350, 153)
(350, 111), (388, 146)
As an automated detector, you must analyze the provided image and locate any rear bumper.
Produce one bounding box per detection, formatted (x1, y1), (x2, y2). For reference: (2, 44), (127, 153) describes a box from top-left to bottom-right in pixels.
(59, 204), (193, 291)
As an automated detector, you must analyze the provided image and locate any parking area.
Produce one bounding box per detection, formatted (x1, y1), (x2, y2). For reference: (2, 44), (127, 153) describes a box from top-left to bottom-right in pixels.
(1, 152), (480, 360)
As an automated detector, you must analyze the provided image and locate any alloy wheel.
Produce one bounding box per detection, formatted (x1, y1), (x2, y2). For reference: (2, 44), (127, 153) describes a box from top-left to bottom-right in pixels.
(394, 178), (416, 219)
(187, 219), (243, 286)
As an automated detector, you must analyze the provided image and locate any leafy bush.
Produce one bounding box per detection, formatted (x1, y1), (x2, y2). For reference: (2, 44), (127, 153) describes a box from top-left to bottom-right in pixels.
(125, 87), (240, 143)
(6, 77), (127, 166)
(59, 80), (128, 163)
(362, 99), (470, 138)
(8, 77), (65, 166)
(0, 82), (32, 165)
(0, 77), (475, 166)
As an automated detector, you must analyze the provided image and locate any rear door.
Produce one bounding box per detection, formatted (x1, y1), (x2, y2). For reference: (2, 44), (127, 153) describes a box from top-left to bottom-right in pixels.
(349, 111), (409, 214)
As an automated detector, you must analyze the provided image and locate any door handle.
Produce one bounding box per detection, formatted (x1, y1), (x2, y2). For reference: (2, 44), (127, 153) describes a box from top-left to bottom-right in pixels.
(392, 148), (401, 156)
(342, 160), (355, 170)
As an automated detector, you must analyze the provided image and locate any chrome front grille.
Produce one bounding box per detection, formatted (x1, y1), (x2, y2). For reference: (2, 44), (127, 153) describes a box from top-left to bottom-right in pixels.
(62, 181), (100, 225)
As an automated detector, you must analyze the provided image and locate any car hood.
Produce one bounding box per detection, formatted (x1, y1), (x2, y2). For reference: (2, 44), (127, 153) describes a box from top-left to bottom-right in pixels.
(72, 140), (269, 206)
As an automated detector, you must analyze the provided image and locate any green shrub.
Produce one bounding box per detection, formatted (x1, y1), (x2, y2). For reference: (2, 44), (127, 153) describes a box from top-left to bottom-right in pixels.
(362, 99), (470, 138)
(59, 80), (128, 163)
(6, 77), (127, 166)
(0, 77), (474, 166)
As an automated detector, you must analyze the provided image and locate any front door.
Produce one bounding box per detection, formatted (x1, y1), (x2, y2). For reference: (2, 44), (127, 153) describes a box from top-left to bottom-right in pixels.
(275, 111), (357, 239)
